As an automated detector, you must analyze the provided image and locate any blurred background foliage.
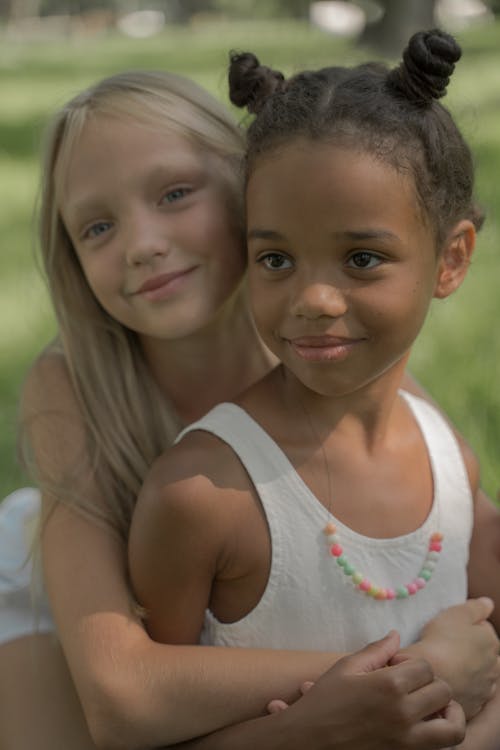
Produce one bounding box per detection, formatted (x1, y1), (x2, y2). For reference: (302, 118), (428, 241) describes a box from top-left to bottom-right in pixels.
(0, 1), (499, 500)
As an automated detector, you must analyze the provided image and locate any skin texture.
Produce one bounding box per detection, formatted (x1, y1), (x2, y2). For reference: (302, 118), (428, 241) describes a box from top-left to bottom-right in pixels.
(1, 115), (498, 750)
(129, 140), (500, 747)
(61, 117), (246, 343)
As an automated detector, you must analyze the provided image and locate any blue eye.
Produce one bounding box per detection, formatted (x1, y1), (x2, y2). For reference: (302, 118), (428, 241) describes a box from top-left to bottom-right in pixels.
(84, 221), (112, 240)
(347, 252), (382, 269)
(162, 187), (190, 204)
(259, 253), (293, 271)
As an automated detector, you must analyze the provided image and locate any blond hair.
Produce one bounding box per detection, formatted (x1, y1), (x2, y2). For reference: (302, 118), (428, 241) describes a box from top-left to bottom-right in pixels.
(30, 71), (245, 540)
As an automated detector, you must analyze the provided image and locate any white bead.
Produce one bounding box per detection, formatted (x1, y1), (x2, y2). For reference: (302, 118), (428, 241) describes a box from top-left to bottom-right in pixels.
(427, 551), (440, 562)
(326, 534), (339, 545)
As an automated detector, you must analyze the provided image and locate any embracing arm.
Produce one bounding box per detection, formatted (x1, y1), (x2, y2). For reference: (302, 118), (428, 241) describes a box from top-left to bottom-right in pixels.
(25, 353), (346, 748)
(26, 355), (497, 749)
(468, 489), (500, 633)
(176, 631), (466, 750)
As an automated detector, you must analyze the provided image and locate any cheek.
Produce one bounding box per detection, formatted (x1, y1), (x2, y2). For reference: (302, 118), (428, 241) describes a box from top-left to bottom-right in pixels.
(250, 283), (283, 343)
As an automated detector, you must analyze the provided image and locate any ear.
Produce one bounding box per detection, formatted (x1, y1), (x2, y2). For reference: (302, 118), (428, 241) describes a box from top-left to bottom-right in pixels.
(433, 220), (476, 300)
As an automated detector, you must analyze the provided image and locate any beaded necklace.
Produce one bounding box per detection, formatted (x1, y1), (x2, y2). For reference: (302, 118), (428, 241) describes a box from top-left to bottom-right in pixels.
(323, 522), (443, 600)
(300, 397), (443, 602)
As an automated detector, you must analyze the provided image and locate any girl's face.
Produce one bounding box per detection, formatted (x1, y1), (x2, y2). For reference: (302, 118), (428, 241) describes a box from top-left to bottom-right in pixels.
(246, 140), (444, 398)
(60, 115), (246, 341)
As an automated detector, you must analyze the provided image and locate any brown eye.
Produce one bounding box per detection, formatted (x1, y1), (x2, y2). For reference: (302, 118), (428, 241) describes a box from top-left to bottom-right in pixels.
(259, 253), (293, 271)
(347, 252), (382, 269)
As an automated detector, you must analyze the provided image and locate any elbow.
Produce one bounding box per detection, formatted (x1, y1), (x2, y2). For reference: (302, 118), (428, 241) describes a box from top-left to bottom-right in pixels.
(83, 683), (160, 750)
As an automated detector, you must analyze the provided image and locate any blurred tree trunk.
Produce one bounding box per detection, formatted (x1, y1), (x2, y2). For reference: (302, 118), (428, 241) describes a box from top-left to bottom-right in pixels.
(167, 0), (216, 23)
(359, 0), (437, 57)
(8, 0), (42, 17)
(286, 0), (311, 18)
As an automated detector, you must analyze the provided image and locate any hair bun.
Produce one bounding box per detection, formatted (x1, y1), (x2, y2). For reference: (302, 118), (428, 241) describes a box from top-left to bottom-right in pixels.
(388, 29), (461, 104)
(228, 51), (285, 114)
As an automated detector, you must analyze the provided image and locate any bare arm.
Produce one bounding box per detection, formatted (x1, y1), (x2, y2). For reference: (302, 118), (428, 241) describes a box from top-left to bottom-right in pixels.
(26, 353), (348, 748)
(454, 678), (500, 750)
(468, 489), (500, 633)
(27, 356), (498, 749)
(127, 437), (228, 645)
(176, 632), (466, 750)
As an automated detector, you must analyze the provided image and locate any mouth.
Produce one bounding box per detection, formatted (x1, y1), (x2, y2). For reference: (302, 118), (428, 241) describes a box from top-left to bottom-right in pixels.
(286, 335), (364, 362)
(134, 267), (197, 300)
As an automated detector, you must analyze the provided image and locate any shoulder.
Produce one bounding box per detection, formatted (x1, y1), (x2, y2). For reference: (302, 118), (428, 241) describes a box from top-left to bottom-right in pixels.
(131, 428), (259, 572)
(129, 431), (255, 597)
(162, 427), (252, 485)
(21, 344), (75, 418)
(402, 390), (480, 497)
(453, 428), (480, 498)
(137, 429), (253, 530)
(20, 343), (91, 478)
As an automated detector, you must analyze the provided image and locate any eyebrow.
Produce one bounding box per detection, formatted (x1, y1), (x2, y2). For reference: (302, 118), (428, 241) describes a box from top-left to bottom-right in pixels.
(247, 228), (284, 241)
(247, 228), (401, 242)
(333, 229), (400, 242)
(64, 163), (201, 221)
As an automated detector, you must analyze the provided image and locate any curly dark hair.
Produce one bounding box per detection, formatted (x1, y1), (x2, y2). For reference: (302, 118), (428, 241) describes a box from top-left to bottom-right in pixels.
(229, 30), (483, 246)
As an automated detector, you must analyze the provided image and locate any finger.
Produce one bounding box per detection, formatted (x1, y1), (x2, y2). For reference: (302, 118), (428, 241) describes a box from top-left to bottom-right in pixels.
(389, 650), (411, 666)
(461, 596), (494, 624)
(300, 681), (314, 695)
(381, 658), (437, 698)
(409, 700), (466, 749)
(339, 629), (401, 675)
(404, 676), (453, 722)
(267, 699), (289, 714)
(478, 619), (500, 650)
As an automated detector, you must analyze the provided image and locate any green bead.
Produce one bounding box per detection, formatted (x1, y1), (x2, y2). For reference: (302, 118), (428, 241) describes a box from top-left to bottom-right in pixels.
(396, 587), (409, 598)
(337, 556), (347, 567)
(420, 569), (432, 581)
(352, 572), (363, 584)
(343, 564), (355, 575)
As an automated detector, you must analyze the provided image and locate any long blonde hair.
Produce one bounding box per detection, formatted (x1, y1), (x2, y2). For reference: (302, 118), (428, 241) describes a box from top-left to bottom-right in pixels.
(30, 71), (245, 541)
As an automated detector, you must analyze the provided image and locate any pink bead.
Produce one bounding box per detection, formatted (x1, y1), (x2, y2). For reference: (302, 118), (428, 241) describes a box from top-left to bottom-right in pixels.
(415, 577), (426, 589)
(324, 522), (337, 535)
(407, 582), (418, 595)
(330, 544), (343, 557)
(431, 532), (443, 542)
(429, 541), (442, 552)
(385, 588), (396, 600)
(359, 579), (371, 591)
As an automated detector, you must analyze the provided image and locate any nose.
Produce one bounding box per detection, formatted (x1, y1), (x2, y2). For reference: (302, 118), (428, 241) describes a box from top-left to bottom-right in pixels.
(125, 208), (170, 267)
(290, 282), (347, 320)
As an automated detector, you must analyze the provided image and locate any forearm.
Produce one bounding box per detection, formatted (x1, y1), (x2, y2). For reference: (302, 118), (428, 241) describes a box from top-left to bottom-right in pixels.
(394, 599), (499, 720)
(84, 632), (340, 748)
(171, 712), (288, 750)
(456, 677), (500, 750)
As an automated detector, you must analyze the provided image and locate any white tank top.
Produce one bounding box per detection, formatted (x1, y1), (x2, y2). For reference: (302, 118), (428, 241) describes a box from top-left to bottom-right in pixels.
(176, 391), (473, 650)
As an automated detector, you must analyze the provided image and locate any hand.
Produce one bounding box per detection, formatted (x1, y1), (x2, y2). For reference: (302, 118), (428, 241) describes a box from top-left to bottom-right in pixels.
(275, 630), (466, 749)
(395, 598), (500, 719)
(453, 678), (500, 750)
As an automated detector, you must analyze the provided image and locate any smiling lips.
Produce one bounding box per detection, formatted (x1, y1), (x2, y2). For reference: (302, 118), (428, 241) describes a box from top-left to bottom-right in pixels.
(287, 335), (363, 362)
(135, 267), (196, 300)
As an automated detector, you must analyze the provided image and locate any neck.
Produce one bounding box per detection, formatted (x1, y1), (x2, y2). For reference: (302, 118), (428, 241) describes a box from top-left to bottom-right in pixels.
(140, 288), (277, 424)
(282, 355), (411, 452)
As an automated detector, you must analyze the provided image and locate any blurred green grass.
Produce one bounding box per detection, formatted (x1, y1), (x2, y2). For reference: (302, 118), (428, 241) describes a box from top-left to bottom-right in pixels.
(0, 18), (499, 499)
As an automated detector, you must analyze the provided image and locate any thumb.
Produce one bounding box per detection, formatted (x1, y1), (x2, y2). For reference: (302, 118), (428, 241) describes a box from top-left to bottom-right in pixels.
(455, 597), (494, 625)
(340, 630), (401, 675)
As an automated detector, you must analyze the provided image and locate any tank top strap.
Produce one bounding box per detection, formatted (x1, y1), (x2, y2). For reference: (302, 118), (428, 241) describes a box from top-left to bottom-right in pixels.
(175, 402), (296, 491)
(399, 390), (472, 515)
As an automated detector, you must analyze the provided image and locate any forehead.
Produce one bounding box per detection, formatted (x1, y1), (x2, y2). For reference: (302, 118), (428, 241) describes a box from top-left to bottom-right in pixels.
(57, 115), (206, 215)
(246, 140), (421, 234)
